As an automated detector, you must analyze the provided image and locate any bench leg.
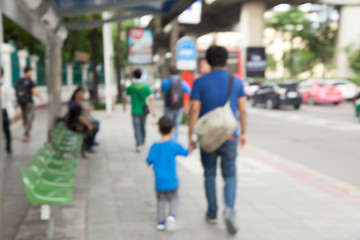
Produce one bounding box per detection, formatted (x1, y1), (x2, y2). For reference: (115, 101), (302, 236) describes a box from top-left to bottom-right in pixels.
(47, 205), (56, 240)
(81, 142), (86, 159)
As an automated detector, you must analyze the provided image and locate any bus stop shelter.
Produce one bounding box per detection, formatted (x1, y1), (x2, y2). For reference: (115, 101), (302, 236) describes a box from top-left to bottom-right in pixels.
(0, 0), (195, 237)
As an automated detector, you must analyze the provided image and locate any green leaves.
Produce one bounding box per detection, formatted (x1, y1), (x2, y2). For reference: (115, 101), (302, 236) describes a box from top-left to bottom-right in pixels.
(350, 50), (360, 75)
(3, 15), (45, 56)
(283, 49), (317, 76)
(266, 5), (338, 77)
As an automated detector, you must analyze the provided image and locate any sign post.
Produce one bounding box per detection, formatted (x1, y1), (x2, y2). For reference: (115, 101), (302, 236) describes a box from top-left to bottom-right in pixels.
(176, 37), (197, 71)
(127, 28), (153, 65)
(246, 47), (266, 78)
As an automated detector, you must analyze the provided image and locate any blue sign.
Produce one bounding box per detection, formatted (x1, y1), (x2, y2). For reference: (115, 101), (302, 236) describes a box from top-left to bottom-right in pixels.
(176, 37), (197, 70)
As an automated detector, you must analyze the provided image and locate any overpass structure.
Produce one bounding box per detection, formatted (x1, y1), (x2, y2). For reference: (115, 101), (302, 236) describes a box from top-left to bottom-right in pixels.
(155, 0), (360, 78)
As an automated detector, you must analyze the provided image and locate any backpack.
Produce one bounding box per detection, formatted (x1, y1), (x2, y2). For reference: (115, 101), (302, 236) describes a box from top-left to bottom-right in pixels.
(15, 78), (32, 105)
(194, 75), (237, 153)
(165, 78), (184, 109)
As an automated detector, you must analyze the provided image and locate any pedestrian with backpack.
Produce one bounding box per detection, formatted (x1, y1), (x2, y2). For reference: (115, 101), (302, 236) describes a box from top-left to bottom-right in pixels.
(188, 46), (247, 235)
(161, 67), (191, 140)
(123, 69), (156, 153)
(15, 66), (44, 142)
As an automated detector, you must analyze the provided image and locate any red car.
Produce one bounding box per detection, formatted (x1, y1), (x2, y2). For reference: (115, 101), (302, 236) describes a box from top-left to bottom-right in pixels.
(298, 80), (343, 105)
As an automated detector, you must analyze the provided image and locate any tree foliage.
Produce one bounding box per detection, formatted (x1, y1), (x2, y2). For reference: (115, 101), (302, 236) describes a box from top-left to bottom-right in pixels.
(266, 54), (277, 71)
(63, 15), (103, 62)
(3, 15), (45, 55)
(283, 49), (317, 76)
(307, 6), (337, 70)
(266, 6), (314, 41)
(350, 50), (360, 75)
(266, 5), (338, 77)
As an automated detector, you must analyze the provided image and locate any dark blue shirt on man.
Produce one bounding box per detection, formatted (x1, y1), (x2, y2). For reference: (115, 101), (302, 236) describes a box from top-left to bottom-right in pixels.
(190, 69), (246, 137)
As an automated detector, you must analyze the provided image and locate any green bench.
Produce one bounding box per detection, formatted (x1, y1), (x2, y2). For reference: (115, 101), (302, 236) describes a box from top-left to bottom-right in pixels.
(51, 122), (83, 154)
(21, 121), (85, 239)
(21, 140), (80, 239)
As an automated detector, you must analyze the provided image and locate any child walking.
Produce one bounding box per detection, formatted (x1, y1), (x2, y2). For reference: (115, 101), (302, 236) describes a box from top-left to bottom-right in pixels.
(146, 116), (189, 231)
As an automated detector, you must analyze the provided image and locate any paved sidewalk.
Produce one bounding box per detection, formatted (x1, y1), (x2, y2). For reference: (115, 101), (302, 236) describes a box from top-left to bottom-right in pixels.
(11, 106), (360, 240)
(3, 109), (48, 240)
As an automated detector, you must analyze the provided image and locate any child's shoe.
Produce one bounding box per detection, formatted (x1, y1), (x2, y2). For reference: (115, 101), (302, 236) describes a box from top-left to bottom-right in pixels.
(166, 215), (177, 231)
(156, 222), (165, 231)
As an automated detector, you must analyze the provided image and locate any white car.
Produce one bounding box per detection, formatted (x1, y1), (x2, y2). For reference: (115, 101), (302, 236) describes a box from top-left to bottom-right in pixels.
(326, 79), (358, 100)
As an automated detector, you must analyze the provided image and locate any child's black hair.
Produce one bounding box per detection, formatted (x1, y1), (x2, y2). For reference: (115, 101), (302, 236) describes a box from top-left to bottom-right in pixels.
(158, 116), (174, 135)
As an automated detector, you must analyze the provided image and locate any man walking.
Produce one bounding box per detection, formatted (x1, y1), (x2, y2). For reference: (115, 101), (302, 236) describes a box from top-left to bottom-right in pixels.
(161, 67), (191, 140)
(188, 46), (247, 234)
(15, 66), (43, 142)
(123, 69), (156, 152)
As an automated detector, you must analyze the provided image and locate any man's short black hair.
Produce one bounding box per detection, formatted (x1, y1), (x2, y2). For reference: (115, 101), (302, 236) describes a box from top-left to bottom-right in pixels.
(133, 69), (142, 79)
(158, 116), (174, 135)
(206, 46), (228, 67)
(24, 66), (33, 73)
(169, 66), (179, 75)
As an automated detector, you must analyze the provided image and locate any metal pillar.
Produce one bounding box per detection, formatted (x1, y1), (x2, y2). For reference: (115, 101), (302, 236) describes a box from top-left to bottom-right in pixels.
(46, 39), (63, 140)
(46, 205), (56, 239)
(158, 48), (167, 78)
(102, 11), (114, 116)
(170, 19), (179, 67)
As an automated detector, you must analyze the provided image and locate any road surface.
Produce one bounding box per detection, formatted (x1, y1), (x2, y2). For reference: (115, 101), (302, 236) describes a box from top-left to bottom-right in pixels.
(247, 101), (360, 188)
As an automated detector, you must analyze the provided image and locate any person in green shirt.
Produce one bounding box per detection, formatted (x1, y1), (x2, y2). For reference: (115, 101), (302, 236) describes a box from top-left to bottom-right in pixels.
(123, 69), (156, 152)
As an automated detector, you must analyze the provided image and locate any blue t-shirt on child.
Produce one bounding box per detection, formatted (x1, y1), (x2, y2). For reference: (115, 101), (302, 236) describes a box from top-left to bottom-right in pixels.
(147, 139), (189, 191)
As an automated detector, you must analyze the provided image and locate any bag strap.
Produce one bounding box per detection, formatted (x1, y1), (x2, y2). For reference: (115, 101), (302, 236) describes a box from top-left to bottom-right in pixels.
(226, 74), (234, 101)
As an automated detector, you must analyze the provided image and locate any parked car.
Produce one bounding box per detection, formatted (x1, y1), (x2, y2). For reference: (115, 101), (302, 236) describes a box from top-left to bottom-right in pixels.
(298, 80), (343, 105)
(243, 78), (260, 99)
(252, 82), (302, 109)
(326, 79), (358, 100)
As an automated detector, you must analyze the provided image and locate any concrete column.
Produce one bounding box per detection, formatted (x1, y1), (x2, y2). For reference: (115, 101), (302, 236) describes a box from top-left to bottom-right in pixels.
(66, 63), (73, 87)
(239, 1), (266, 77)
(102, 11), (114, 116)
(46, 40), (62, 137)
(1, 43), (15, 86)
(18, 49), (29, 77)
(30, 54), (39, 82)
(335, 5), (360, 78)
(240, 1), (265, 47)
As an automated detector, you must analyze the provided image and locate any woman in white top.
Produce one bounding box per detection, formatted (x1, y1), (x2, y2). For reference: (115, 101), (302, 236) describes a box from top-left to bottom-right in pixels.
(1, 67), (16, 153)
